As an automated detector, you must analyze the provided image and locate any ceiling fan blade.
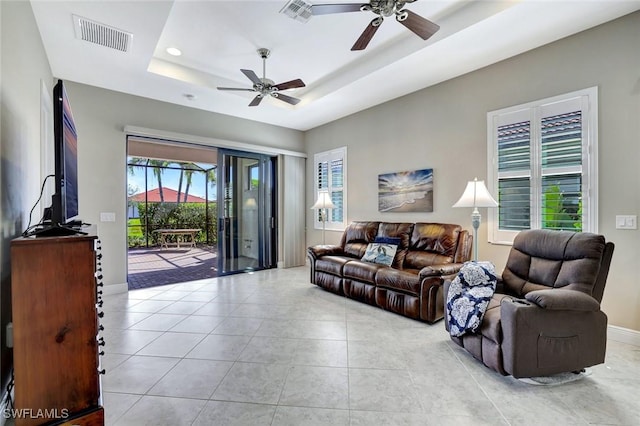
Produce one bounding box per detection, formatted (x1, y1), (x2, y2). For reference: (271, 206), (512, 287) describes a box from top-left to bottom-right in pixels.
(273, 93), (301, 106)
(397, 10), (440, 40)
(249, 95), (264, 107)
(241, 69), (262, 85)
(351, 18), (382, 51)
(273, 79), (306, 91)
(312, 3), (364, 15)
(217, 87), (255, 92)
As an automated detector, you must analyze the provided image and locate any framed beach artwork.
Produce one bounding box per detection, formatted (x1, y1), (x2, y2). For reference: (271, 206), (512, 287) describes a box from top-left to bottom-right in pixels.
(378, 168), (434, 213)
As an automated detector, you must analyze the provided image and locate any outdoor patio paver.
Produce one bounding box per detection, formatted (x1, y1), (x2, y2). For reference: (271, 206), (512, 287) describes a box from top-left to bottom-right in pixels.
(127, 246), (217, 290)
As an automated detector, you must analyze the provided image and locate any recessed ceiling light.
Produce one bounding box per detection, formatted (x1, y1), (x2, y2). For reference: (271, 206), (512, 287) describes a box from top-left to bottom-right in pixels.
(166, 47), (182, 56)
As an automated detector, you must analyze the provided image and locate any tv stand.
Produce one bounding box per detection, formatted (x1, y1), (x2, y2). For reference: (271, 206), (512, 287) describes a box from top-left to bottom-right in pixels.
(30, 223), (87, 237)
(11, 228), (104, 425)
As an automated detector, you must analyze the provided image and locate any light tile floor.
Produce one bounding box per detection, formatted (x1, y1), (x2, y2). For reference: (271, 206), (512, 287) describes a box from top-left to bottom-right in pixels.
(102, 266), (640, 425)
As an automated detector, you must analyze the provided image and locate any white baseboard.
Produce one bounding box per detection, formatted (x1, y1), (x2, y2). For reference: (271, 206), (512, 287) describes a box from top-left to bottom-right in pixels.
(103, 282), (128, 295)
(608, 325), (640, 346)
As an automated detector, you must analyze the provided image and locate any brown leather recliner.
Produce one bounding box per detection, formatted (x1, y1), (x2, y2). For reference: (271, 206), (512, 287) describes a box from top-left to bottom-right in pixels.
(444, 229), (614, 378)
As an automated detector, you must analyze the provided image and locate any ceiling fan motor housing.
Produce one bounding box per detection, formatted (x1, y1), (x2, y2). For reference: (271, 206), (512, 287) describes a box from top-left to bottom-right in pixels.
(370, 0), (406, 17)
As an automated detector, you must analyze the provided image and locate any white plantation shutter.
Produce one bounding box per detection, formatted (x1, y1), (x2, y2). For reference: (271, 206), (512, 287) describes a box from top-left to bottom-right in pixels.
(317, 161), (328, 190)
(330, 157), (344, 223)
(497, 117), (531, 231)
(314, 147), (347, 230)
(488, 87), (597, 244)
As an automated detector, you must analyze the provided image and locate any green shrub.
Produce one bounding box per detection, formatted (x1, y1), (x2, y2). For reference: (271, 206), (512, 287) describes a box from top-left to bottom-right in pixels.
(129, 201), (217, 248)
(542, 184), (582, 232)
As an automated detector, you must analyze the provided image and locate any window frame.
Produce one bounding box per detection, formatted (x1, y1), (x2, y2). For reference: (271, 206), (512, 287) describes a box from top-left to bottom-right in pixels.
(313, 146), (347, 231)
(487, 87), (598, 245)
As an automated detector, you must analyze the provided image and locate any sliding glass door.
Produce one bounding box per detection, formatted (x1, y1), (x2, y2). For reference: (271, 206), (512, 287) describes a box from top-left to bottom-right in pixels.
(217, 149), (276, 275)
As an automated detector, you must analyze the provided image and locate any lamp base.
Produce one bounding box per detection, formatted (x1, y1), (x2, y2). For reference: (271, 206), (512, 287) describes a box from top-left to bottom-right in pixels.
(471, 208), (481, 261)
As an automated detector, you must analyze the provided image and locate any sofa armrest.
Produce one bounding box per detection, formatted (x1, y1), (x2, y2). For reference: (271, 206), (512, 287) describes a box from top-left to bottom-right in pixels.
(524, 289), (600, 312)
(419, 263), (464, 280)
(307, 245), (344, 260)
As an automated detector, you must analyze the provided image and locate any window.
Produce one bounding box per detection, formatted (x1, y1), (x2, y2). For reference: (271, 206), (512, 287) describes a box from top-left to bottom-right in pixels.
(314, 147), (347, 230)
(487, 87), (598, 244)
(247, 163), (259, 190)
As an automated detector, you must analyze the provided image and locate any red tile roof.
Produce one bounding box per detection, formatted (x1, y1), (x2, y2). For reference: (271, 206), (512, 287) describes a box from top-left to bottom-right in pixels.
(129, 187), (207, 203)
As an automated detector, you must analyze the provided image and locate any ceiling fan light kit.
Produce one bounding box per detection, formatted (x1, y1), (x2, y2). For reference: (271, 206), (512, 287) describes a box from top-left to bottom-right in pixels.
(217, 48), (306, 107)
(311, 0), (440, 50)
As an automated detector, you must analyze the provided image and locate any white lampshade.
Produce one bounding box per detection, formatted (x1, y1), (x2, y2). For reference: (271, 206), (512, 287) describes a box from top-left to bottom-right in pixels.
(245, 197), (257, 209)
(453, 178), (498, 208)
(311, 191), (336, 210)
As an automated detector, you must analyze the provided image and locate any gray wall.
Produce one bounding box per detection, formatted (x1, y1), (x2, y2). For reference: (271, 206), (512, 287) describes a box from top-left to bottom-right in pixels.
(0, 0), (54, 397)
(305, 11), (640, 332)
(64, 82), (305, 291)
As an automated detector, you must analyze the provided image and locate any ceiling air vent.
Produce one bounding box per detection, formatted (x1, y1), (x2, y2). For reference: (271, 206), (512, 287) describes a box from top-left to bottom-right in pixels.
(73, 14), (132, 52)
(280, 0), (313, 23)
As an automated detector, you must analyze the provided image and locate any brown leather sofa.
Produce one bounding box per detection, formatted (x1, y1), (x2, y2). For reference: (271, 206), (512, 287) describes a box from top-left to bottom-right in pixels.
(307, 221), (472, 323)
(444, 229), (615, 378)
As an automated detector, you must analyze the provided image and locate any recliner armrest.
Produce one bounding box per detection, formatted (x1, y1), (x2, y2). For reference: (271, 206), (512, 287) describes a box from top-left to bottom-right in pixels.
(307, 245), (344, 260)
(419, 263), (464, 280)
(524, 289), (600, 312)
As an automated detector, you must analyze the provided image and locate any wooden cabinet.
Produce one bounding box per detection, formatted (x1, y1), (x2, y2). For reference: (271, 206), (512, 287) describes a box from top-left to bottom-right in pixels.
(11, 229), (103, 426)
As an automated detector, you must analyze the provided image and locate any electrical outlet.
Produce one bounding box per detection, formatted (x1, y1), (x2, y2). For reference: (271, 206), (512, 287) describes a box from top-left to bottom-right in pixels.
(100, 212), (116, 222)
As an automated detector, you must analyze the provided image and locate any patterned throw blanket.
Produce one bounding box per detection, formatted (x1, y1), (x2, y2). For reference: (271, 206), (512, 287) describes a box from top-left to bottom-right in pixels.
(446, 261), (498, 337)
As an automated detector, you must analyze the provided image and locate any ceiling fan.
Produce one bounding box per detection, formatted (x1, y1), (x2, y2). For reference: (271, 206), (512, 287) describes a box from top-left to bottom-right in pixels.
(311, 0), (440, 51)
(217, 48), (305, 107)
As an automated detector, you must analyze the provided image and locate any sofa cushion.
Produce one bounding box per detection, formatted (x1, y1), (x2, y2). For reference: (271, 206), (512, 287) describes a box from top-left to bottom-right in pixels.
(344, 260), (387, 284)
(361, 242), (398, 266)
(404, 223), (461, 269)
(341, 221), (380, 258)
(316, 256), (353, 276)
(377, 223), (414, 269)
(405, 251), (452, 270)
(478, 293), (511, 344)
(375, 268), (422, 296)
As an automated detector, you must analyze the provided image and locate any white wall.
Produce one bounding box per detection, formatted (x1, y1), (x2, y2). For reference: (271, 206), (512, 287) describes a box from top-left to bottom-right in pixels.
(63, 82), (305, 292)
(0, 0), (54, 398)
(305, 11), (640, 332)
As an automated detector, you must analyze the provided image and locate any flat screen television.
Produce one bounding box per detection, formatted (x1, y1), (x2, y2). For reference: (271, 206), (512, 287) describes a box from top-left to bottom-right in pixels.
(52, 79), (79, 225)
(35, 80), (82, 236)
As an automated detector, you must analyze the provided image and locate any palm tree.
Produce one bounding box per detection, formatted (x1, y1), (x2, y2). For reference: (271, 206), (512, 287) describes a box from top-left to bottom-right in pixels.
(127, 157), (146, 180)
(176, 163), (184, 203)
(182, 168), (193, 202)
(147, 159), (169, 202)
(206, 167), (217, 199)
(174, 162), (201, 203)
